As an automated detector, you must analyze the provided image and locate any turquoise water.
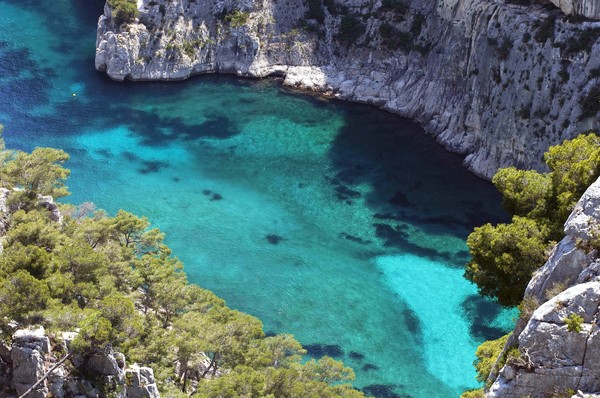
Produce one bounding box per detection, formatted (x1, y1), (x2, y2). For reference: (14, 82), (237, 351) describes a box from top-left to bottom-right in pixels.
(0, 1), (517, 396)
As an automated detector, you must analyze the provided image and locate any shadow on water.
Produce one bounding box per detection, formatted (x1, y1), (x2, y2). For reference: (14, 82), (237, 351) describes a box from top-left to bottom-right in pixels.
(326, 101), (509, 266)
(362, 384), (411, 398)
(462, 294), (509, 340)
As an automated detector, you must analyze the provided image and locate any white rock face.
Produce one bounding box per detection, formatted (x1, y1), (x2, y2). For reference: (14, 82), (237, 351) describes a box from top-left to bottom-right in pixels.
(489, 283), (600, 397)
(11, 327), (50, 398)
(488, 178), (600, 397)
(549, 0), (600, 20)
(96, 0), (600, 178)
(3, 328), (161, 398)
(126, 364), (160, 398)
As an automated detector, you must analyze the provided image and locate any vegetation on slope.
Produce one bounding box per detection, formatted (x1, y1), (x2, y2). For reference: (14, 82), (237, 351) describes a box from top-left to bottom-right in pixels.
(108, 0), (139, 24)
(461, 132), (600, 397)
(0, 128), (364, 398)
(465, 133), (600, 307)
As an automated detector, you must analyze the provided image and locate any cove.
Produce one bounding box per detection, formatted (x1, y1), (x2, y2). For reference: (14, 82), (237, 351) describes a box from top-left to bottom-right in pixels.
(0, 0), (517, 396)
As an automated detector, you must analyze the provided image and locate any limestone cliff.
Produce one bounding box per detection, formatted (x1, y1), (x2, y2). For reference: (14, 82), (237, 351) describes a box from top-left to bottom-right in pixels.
(549, 0), (600, 19)
(486, 177), (600, 398)
(96, 0), (600, 178)
(0, 327), (160, 398)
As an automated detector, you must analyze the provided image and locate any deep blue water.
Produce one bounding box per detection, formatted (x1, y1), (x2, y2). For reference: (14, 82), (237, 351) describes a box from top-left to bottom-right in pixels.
(0, 1), (516, 396)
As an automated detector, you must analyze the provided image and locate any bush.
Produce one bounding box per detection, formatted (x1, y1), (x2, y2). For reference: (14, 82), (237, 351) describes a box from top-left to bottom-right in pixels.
(108, 0), (139, 24)
(378, 23), (412, 51)
(473, 334), (509, 383)
(460, 389), (485, 398)
(466, 134), (600, 306)
(565, 313), (584, 333)
(225, 10), (249, 28)
(559, 27), (600, 58)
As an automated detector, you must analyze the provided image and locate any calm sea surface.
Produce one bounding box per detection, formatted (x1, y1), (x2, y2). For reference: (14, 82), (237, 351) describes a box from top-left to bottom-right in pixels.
(0, 1), (516, 396)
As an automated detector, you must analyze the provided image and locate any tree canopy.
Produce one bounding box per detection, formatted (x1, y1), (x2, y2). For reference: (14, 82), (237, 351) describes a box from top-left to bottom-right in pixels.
(465, 133), (600, 306)
(0, 133), (365, 397)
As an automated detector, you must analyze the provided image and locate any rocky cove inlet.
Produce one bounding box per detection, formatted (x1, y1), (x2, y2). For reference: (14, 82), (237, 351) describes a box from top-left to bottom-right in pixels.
(0, 1), (517, 396)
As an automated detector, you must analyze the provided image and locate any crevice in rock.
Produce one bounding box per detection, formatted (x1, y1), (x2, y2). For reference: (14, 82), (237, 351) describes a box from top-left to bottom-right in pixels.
(576, 299), (600, 390)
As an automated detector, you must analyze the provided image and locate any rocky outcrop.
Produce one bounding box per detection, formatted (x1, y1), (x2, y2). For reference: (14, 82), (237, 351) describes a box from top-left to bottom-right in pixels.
(125, 364), (160, 398)
(549, 0), (600, 20)
(96, 0), (600, 178)
(0, 327), (161, 398)
(487, 177), (600, 397)
(11, 327), (50, 398)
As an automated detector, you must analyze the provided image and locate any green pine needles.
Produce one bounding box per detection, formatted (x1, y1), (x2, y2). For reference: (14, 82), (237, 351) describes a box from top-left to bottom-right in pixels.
(465, 133), (600, 307)
(0, 130), (364, 397)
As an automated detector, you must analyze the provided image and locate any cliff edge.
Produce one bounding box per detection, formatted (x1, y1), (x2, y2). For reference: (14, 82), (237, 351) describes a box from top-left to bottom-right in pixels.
(95, 0), (600, 178)
(487, 176), (600, 397)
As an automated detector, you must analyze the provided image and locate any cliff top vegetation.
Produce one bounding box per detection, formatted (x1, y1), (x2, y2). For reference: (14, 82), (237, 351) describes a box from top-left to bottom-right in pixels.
(0, 126), (365, 397)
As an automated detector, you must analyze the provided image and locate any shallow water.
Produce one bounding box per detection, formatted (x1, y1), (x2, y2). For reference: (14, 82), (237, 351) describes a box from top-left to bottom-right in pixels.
(0, 1), (516, 396)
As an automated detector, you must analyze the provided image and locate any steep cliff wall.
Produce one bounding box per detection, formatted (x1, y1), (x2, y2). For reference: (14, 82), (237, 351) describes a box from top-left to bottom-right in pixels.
(95, 0), (600, 178)
(487, 177), (600, 398)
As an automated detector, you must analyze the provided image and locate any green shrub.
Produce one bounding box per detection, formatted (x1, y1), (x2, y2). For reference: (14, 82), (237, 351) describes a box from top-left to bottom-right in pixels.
(559, 27), (600, 58)
(378, 23), (413, 51)
(410, 13), (425, 36)
(466, 134), (600, 306)
(460, 389), (485, 398)
(565, 313), (584, 333)
(108, 0), (139, 24)
(473, 334), (509, 383)
(497, 39), (513, 60)
(225, 10), (249, 28)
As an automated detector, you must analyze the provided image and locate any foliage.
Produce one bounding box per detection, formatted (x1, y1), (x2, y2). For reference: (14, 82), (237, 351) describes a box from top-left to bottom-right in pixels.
(558, 27), (600, 58)
(225, 10), (250, 28)
(565, 313), (584, 333)
(473, 334), (509, 384)
(0, 138), (364, 397)
(466, 133), (600, 306)
(492, 168), (550, 221)
(465, 216), (548, 306)
(460, 389), (485, 398)
(107, 0), (139, 24)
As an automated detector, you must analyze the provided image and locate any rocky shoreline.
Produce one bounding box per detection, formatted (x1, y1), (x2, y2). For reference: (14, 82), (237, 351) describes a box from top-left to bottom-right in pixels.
(96, 0), (600, 178)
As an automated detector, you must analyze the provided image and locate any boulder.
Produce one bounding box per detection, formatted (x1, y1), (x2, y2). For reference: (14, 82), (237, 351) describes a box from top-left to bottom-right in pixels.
(125, 364), (160, 398)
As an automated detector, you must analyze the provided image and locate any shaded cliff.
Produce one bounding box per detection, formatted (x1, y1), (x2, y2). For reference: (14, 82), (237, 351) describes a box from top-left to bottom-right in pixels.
(486, 177), (600, 397)
(96, 0), (600, 178)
